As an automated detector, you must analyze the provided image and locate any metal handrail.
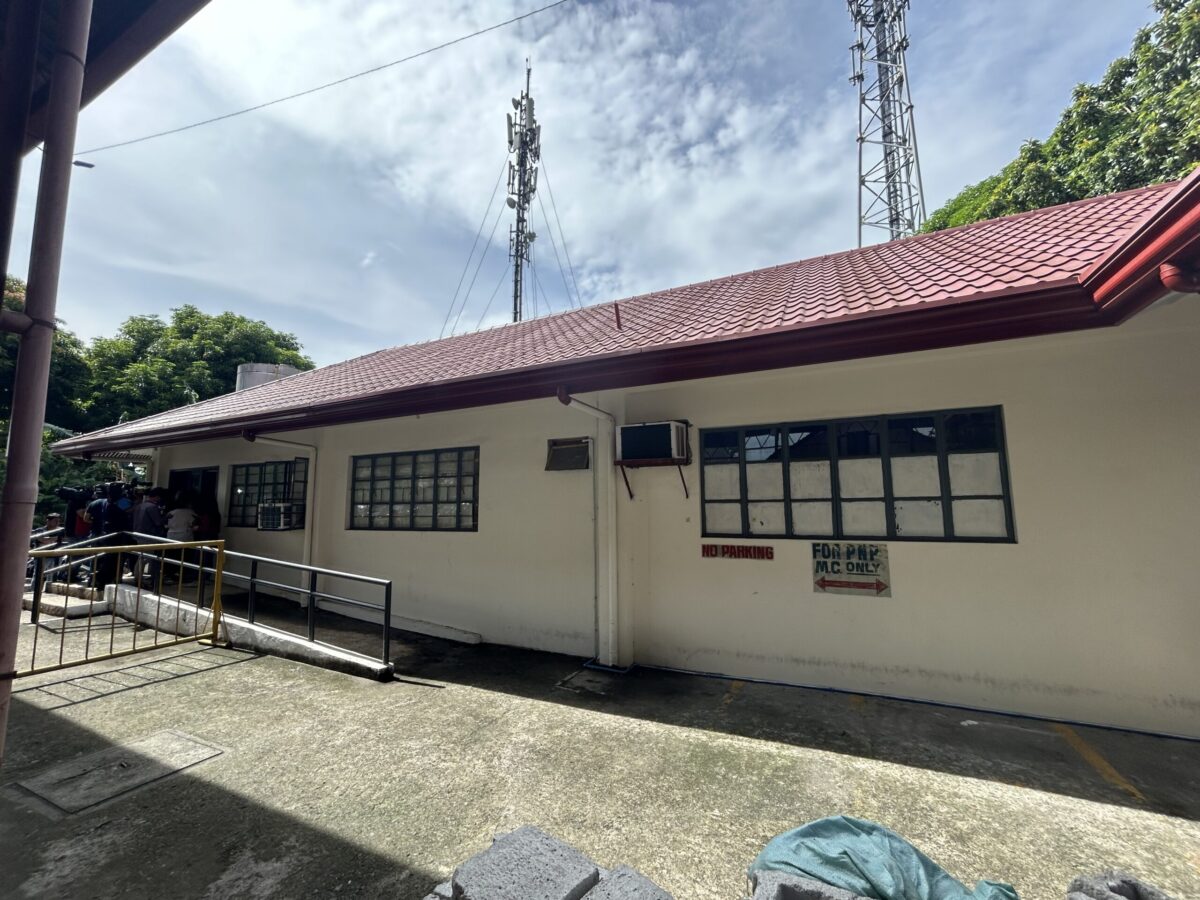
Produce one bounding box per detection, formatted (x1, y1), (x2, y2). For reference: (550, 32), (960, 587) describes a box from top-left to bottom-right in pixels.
(118, 532), (393, 665)
(121, 533), (390, 585)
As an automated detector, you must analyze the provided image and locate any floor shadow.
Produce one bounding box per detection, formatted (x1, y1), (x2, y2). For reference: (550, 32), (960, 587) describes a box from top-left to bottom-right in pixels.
(218, 590), (391, 659)
(396, 633), (1200, 822)
(13, 646), (259, 710)
(0, 685), (443, 899)
(190, 592), (1200, 823)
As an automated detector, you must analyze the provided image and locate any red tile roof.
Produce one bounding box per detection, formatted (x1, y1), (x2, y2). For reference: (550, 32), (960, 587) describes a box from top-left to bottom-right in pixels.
(55, 177), (1198, 454)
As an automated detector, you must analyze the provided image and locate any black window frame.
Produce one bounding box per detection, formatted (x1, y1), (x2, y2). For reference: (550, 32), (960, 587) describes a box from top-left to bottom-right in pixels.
(227, 458), (309, 529)
(347, 446), (479, 532)
(700, 406), (1015, 543)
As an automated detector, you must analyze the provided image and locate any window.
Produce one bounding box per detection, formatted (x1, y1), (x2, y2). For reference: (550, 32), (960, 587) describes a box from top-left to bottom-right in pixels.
(349, 447), (478, 531)
(546, 438), (591, 471)
(701, 407), (1013, 542)
(228, 458), (309, 529)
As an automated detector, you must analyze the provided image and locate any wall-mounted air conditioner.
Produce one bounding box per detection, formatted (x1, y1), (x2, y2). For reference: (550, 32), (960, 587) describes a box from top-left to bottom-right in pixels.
(257, 502), (295, 531)
(616, 421), (690, 467)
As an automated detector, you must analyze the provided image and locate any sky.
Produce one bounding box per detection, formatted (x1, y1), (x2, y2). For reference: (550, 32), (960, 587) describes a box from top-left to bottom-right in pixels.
(9, 0), (1160, 367)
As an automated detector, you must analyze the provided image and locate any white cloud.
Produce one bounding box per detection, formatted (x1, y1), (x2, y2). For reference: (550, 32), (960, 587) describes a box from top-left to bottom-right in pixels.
(6, 0), (1158, 366)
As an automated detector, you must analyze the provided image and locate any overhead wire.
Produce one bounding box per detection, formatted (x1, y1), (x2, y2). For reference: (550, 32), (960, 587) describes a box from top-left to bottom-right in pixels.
(449, 199), (507, 335)
(536, 190), (578, 309)
(75, 0), (576, 155)
(474, 261), (511, 331)
(529, 258), (555, 316)
(440, 156), (508, 339)
(538, 155), (583, 307)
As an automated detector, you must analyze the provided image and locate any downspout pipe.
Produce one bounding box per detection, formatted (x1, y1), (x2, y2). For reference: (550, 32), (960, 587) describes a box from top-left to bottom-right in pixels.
(557, 387), (619, 667)
(0, 0), (93, 764)
(242, 432), (318, 573)
(1160, 262), (1200, 294)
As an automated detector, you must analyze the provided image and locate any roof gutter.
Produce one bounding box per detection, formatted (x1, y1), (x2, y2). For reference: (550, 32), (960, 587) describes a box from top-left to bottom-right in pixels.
(1159, 262), (1200, 295)
(1083, 167), (1200, 319)
(52, 281), (1098, 456)
(47, 167), (1200, 459)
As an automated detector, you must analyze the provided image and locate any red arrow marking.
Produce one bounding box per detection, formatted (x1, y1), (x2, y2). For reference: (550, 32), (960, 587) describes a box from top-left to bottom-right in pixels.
(817, 576), (888, 594)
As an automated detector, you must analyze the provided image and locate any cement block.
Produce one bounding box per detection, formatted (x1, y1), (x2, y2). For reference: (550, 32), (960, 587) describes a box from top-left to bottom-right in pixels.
(422, 882), (454, 900)
(750, 870), (868, 900)
(1066, 871), (1174, 900)
(452, 825), (599, 900)
(584, 865), (674, 899)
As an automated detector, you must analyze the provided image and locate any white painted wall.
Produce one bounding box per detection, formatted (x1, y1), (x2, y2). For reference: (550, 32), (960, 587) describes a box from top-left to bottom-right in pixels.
(158, 399), (601, 656)
(153, 294), (1200, 735)
(619, 294), (1200, 737)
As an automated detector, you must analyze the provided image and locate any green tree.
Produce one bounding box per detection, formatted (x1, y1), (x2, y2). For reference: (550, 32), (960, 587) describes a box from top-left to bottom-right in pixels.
(1, 275), (91, 430)
(79, 304), (313, 427)
(2, 282), (314, 518)
(0, 423), (120, 520)
(926, 0), (1200, 230)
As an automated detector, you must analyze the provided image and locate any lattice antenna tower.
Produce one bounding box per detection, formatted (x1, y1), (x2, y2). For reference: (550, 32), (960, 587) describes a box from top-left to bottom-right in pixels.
(506, 60), (541, 322)
(849, 0), (926, 245)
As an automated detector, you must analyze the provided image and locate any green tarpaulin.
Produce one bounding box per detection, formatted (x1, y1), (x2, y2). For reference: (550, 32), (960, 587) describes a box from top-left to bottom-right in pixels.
(749, 816), (1019, 900)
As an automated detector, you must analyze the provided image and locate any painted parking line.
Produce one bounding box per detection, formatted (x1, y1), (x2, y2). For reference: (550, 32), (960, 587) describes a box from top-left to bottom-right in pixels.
(1053, 723), (1147, 803)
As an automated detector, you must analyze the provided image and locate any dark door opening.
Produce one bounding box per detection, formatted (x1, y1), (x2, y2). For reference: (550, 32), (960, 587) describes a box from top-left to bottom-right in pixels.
(168, 466), (219, 508)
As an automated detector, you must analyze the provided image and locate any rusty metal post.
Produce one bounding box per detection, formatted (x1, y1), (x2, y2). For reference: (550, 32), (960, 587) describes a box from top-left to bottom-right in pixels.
(0, 0), (93, 763)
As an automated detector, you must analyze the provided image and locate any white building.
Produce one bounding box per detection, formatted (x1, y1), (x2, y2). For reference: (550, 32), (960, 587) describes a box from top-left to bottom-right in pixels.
(56, 172), (1200, 738)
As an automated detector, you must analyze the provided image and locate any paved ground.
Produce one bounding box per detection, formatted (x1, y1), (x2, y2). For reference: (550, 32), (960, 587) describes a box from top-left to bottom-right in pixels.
(2, 623), (1198, 900)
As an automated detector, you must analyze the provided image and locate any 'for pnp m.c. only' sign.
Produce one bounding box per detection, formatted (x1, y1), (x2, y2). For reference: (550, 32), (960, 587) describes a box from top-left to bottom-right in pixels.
(812, 541), (890, 597)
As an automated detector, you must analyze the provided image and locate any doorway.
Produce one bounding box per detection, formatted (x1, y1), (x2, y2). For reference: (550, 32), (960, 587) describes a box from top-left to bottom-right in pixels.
(168, 466), (219, 508)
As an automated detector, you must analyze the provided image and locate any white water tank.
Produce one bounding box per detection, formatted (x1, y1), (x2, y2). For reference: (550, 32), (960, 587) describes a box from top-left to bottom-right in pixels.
(236, 362), (301, 391)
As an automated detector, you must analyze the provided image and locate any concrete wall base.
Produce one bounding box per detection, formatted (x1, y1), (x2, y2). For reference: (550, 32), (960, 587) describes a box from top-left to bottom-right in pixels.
(22, 590), (108, 618)
(108, 585), (393, 681)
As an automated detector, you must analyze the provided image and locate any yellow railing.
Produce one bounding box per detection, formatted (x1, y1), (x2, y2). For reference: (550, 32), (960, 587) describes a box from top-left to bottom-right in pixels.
(21, 539), (226, 677)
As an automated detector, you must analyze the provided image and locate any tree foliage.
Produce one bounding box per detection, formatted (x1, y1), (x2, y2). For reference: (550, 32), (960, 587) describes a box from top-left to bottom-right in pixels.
(1, 280), (314, 516)
(0, 422), (122, 520)
(925, 0), (1200, 231)
(1, 288), (312, 430)
(2, 276), (92, 431)
(82, 305), (311, 426)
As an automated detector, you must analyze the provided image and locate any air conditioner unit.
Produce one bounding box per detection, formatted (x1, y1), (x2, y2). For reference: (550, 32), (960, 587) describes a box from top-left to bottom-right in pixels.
(616, 421), (690, 467)
(257, 502), (294, 531)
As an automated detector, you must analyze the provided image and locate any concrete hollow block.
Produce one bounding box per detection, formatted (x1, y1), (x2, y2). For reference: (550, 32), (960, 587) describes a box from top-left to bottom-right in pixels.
(451, 825), (600, 900)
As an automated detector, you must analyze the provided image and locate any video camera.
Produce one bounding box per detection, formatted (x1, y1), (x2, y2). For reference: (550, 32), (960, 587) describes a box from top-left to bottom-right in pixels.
(53, 485), (93, 505)
(55, 480), (142, 504)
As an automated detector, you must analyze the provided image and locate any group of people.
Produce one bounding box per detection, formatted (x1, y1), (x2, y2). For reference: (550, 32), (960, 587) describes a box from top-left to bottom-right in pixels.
(35, 482), (222, 589)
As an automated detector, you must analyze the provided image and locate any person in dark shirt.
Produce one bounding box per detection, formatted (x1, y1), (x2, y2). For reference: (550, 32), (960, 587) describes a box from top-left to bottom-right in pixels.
(131, 487), (167, 585)
(90, 483), (132, 588)
(194, 494), (222, 585)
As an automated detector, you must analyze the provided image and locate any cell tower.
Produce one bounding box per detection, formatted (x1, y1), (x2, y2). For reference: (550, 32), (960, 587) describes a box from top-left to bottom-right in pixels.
(506, 61), (541, 322)
(849, 0), (925, 245)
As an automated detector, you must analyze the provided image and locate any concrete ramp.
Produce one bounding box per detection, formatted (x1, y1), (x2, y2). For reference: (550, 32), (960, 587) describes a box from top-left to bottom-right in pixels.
(109, 585), (393, 682)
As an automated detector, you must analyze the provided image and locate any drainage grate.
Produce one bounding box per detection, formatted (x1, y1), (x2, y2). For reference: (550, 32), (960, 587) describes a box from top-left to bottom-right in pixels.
(15, 730), (222, 814)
